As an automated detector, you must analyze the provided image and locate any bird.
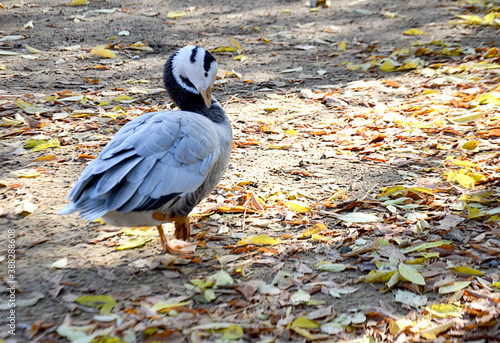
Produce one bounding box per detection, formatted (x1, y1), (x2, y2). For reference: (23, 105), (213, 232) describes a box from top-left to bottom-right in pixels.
(59, 45), (233, 254)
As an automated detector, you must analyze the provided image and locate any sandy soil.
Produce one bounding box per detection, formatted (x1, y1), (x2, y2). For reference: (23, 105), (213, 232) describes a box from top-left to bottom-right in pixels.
(0, 0), (499, 342)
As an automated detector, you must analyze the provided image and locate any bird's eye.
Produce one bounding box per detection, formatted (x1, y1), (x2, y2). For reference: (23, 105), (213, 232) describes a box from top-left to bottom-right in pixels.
(204, 72), (208, 78)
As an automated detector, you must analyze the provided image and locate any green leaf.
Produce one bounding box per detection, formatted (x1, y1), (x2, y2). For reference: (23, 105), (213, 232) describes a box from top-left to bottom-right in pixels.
(75, 295), (117, 315)
(399, 263), (426, 285)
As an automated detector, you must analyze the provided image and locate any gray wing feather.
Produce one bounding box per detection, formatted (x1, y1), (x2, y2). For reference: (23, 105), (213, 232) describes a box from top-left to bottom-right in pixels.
(61, 111), (222, 219)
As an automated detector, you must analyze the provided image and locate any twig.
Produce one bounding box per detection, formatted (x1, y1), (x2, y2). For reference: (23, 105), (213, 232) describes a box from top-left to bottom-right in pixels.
(222, 93), (239, 108)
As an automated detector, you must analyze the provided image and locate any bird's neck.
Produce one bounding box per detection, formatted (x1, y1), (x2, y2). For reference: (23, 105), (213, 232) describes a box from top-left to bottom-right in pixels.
(163, 64), (227, 124)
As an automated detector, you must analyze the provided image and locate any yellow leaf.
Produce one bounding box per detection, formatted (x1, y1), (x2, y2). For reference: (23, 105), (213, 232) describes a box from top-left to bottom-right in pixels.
(291, 327), (314, 340)
(152, 300), (192, 313)
(403, 28), (427, 35)
(451, 266), (483, 276)
(462, 140), (480, 150)
(70, 0), (88, 5)
(455, 14), (484, 24)
(451, 160), (479, 168)
(467, 207), (486, 220)
(75, 295), (116, 315)
(285, 201), (311, 213)
(297, 223), (327, 238)
(452, 173), (475, 189)
(488, 215), (500, 222)
(409, 187), (434, 196)
(484, 11), (495, 24)
(422, 89), (437, 95)
(310, 234), (331, 242)
(379, 185), (406, 197)
(381, 59), (397, 72)
(231, 37), (242, 53)
(363, 270), (396, 283)
(233, 54), (248, 62)
(426, 303), (462, 318)
(167, 11), (186, 19)
(450, 112), (482, 123)
(25, 44), (45, 54)
(250, 235), (282, 245)
(389, 318), (414, 335)
(129, 42), (154, 52)
(25, 138), (60, 152)
(337, 42), (346, 51)
(116, 235), (153, 250)
(291, 317), (319, 329)
(222, 324), (244, 340)
(9, 168), (42, 178)
(238, 234), (282, 246)
(91, 46), (116, 58)
(420, 322), (453, 340)
(211, 46), (237, 53)
(114, 95), (135, 104)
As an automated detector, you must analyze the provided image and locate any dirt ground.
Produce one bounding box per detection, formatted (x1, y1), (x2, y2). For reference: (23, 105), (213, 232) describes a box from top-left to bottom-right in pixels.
(0, 0), (499, 342)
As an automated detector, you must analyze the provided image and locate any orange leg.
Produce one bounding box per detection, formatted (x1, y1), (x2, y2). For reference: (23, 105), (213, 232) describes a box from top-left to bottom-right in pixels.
(156, 225), (186, 255)
(172, 215), (191, 240)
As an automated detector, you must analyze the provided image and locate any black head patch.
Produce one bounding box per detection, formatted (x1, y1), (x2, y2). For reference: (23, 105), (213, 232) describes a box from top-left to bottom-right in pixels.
(203, 50), (216, 73)
(190, 46), (199, 63)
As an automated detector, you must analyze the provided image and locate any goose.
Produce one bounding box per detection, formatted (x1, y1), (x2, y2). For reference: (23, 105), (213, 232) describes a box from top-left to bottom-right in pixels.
(59, 45), (233, 254)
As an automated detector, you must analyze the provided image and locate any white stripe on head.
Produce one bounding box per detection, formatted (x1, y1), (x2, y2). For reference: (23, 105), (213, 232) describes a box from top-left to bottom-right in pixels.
(170, 45), (218, 95)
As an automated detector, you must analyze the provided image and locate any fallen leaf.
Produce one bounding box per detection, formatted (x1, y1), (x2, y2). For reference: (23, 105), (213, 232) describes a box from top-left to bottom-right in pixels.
(280, 66), (303, 73)
(438, 281), (471, 294)
(167, 11), (186, 19)
(51, 257), (68, 269)
(70, 0), (88, 5)
(91, 46), (116, 58)
(75, 295), (117, 315)
(404, 28), (426, 35)
(290, 289), (311, 305)
(399, 263), (426, 285)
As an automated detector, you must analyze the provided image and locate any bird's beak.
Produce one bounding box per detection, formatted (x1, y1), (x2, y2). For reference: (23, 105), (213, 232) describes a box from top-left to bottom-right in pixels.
(199, 87), (212, 108)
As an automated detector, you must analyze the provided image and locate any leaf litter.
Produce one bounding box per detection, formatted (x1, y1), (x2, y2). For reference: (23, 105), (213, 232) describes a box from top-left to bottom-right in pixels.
(0, 0), (499, 342)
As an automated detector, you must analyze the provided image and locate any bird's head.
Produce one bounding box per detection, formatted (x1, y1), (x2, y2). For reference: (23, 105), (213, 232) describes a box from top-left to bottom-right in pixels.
(165, 45), (218, 109)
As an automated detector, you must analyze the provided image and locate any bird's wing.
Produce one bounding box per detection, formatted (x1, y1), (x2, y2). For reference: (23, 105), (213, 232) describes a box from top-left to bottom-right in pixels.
(62, 111), (222, 219)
